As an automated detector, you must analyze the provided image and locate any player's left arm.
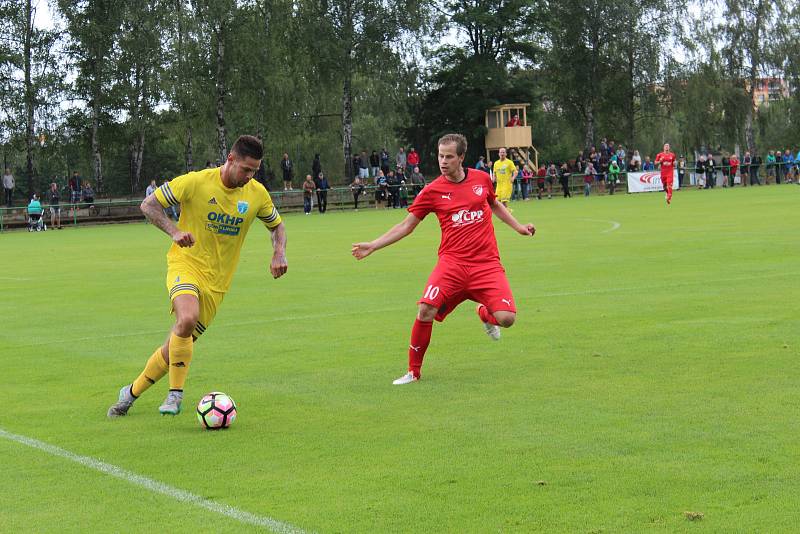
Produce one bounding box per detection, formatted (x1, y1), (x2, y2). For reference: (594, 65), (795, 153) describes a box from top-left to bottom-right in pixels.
(489, 197), (535, 236)
(268, 222), (287, 279)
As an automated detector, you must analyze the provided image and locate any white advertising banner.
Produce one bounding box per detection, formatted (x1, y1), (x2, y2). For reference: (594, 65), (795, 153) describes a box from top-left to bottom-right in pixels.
(626, 170), (680, 193)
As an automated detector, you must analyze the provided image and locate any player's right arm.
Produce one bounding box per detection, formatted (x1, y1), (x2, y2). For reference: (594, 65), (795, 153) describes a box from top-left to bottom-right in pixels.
(141, 189), (195, 247)
(351, 213), (422, 260)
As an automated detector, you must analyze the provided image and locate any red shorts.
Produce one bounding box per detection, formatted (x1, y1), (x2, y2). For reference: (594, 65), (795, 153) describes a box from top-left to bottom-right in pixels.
(662, 175), (674, 186)
(418, 259), (516, 322)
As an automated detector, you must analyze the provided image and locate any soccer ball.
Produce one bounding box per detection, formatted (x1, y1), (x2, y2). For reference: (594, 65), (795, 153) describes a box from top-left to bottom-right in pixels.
(196, 392), (237, 430)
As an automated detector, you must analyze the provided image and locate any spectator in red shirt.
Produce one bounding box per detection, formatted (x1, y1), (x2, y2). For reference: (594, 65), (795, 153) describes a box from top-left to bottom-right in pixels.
(407, 147), (420, 176)
(506, 113), (521, 127)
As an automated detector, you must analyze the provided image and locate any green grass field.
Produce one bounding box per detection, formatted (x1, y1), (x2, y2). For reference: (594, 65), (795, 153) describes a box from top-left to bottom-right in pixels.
(1, 185), (798, 533)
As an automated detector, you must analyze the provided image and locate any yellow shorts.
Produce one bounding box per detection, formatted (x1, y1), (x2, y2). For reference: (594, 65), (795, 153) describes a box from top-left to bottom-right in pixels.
(495, 182), (512, 203)
(166, 264), (225, 339)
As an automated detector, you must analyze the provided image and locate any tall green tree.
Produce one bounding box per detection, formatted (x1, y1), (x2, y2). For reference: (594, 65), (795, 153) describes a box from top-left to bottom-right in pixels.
(115, 1), (168, 192)
(0, 0), (62, 195)
(718, 0), (789, 154)
(58, 0), (123, 193)
(300, 0), (427, 179)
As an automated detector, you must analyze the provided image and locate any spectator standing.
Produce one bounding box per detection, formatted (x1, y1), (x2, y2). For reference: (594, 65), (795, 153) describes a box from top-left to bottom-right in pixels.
(312, 154), (322, 184)
(694, 155), (706, 188)
(783, 150), (795, 183)
(410, 166), (426, 196)
(535, 164), (546, 200)
(316, 171), (329, 213)
(741, 152), (751, 187)
(597, 153), (608, 194)
(146, 179), (157, 198)
(358, 150), (369, 180)
(705, 154), (716, 189)
(48, 182), (62, 229)
(369, 150), (380, 178)
(380, 148), (391, 176)
(583, 162), (595, 196)
(608, 158), (620, 195)
(407, 147), (420, 176)
(729, 153), (740, 186)
(2, 168), (13, 207)
(302, 174), (315, 215)
(520, 166), (532, 200)
(475, 156), (487, 172)
(68, 172), (81, 216)
(395, 147), (406, 172)
(721, 155), (730, 187)
(750, 153), (761, 185)
(766, 151), (777, 184)
(350, 176), (365, 210)
(280, 153), (294, 190)
(559, 162), (572, 198)
(642, 156), (654, 171)
(546, 163), (557, 199)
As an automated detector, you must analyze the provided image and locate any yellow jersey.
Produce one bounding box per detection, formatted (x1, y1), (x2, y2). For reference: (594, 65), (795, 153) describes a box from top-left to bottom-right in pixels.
(154, 167), (282, 293)
(493, 159), (517, 186)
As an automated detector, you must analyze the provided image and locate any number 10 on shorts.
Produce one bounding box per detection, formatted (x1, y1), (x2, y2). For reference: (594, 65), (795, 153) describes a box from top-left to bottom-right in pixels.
(423, 285), (440, 300)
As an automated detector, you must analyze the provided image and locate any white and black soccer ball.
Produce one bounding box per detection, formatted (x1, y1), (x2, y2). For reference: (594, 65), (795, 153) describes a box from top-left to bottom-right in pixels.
(196, 391), (237, 430)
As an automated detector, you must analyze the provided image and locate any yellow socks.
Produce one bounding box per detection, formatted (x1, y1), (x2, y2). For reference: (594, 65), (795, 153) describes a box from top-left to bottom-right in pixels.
(131, 347), (169, 397)
(167, 332), (193, 391)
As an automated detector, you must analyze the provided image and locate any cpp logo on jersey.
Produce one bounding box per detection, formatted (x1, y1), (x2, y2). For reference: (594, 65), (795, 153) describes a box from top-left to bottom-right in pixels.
(472, 185), (483, 196)
(450, 209), (484, 228)
(237, 201), (249, 214)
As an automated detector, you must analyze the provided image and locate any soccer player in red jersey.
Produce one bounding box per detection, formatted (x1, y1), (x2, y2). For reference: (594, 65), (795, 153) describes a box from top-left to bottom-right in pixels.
(655, 142), (677, 205)
(351, 133), (535, 385)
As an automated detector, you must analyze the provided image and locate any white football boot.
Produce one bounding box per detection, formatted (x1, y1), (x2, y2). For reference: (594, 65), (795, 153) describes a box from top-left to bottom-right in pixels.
(392, 371), (419, 385)
(482, 321), (501, 341)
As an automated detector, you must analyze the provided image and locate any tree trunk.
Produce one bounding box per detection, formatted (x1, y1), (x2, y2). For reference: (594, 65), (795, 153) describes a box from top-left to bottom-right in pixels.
(130, 130), (145, 193)
(185, 126), (194, 172)
(342, 71), (353, 181)
(584, 104), (595, 153)
(215, 22), (228, 162)
(91, 94), (102, 193)
(744, 0), (764, 156)
(24, 0), (35, 196)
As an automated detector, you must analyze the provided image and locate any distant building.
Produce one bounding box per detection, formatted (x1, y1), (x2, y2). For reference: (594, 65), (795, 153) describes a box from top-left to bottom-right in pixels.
(751, 77), (791, 107)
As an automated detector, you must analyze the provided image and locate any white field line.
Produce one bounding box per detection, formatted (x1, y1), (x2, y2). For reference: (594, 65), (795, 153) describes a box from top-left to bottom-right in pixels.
(0, 427), (308, 534)
(578, 218), (621, 233)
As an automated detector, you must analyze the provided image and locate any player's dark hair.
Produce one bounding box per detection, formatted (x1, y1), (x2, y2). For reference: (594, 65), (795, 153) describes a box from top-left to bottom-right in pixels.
(231, 135), (263, 160)
(438, 133), (468, 156)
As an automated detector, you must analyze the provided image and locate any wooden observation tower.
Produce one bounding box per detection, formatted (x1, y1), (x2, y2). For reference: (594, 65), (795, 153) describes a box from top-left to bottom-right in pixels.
(484, 104), (538, 172)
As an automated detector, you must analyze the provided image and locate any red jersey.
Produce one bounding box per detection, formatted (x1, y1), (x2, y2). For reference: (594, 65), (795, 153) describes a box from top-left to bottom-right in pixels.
(655, 151), (676, 177)
(408, 167), (500, 264)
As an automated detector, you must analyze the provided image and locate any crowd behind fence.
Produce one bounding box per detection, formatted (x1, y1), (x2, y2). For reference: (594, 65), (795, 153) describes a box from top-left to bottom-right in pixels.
(2, 158), (797, 232)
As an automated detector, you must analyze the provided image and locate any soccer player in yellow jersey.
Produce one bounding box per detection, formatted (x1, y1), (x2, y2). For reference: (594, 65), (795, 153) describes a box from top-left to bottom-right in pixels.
(107, 135), (287, 417)
(492, 147), (517, 209)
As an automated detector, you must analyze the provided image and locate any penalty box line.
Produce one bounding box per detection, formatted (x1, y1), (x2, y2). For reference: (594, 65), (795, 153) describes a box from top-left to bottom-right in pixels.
(0, 427), (308, 534)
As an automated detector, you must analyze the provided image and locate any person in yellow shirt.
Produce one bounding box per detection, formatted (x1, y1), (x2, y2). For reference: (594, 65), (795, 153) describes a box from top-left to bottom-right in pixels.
(107, 135), (288, 417)
(492, 147), (517, 209)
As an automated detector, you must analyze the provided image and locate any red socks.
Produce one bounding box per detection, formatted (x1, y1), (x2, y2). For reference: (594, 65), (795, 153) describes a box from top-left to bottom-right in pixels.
(477, 304), (499, 325)
(408, 319), (433, 378)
